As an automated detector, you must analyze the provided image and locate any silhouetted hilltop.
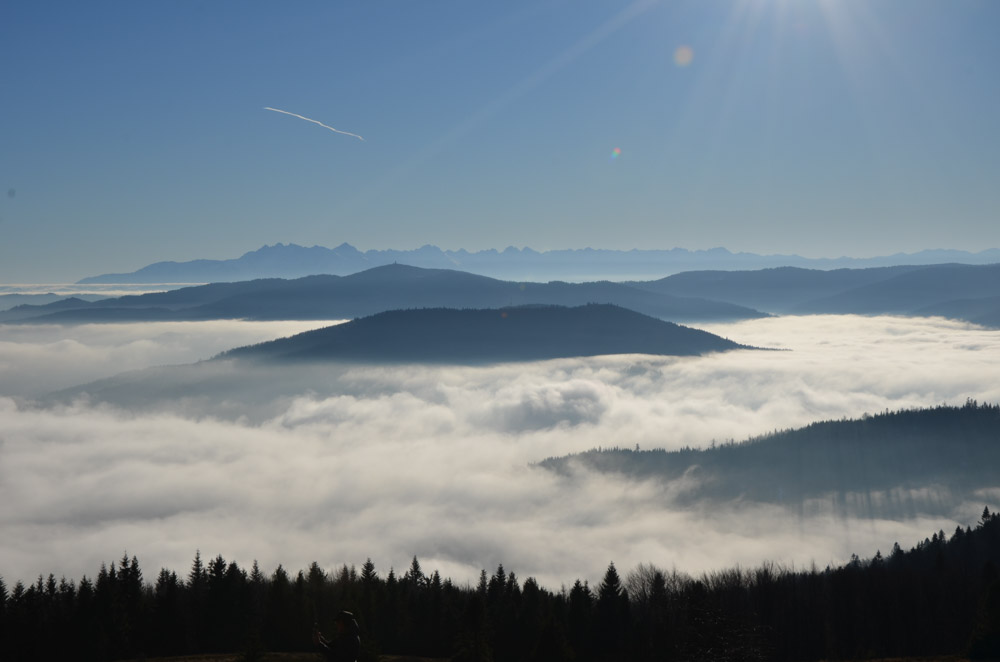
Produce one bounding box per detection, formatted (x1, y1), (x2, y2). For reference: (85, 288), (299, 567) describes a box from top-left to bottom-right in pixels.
(4, 264), (765, 324)
(76, 242), (1000, 284)
(220, 304), (753, 364)
(539, 401), (1000, 516)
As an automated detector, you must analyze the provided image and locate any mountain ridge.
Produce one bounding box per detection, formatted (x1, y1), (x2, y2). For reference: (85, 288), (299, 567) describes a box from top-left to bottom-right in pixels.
(6, 264), (766, 324)
(631, 262), (1000, 323)
(76, 242), (1000, 284)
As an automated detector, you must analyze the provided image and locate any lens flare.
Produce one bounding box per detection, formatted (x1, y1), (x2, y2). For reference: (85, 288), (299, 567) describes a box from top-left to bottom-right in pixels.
(610, 147), (622, 161)
(674, 45), (694, 67)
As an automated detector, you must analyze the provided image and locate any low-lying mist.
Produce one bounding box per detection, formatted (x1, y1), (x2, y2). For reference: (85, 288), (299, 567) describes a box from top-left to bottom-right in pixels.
(1, 315), (998, 590)
(0, 319), (339, 396)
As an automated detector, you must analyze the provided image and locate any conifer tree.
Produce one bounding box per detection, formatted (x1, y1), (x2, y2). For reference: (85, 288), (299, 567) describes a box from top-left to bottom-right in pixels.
(596, 563), (629, 661)
(186, 551), (208, 652)
(189, 551), (206, 590)
(505, 571), (520, 598)
(0, 576), (8, 653)
(406, 556), (424, 588)
(568, 579), (593, 656)
(361, 558), (378, 584)
(488, 564), (506, 602)
(153, 568), (182, 657)
(266, 565), (296, 651)
(249, 559), (266, 604)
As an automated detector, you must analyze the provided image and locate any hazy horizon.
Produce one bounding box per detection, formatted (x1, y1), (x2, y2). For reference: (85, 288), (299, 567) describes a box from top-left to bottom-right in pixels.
(4, 241), (1000, 288)
(3, 1), (1000, 282)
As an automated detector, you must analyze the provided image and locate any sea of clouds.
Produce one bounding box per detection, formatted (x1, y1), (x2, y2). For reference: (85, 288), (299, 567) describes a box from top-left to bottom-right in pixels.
(1, 315), (998, 590)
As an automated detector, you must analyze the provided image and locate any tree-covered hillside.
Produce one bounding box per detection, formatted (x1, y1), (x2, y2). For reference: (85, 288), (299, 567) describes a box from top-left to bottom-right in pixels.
(540, 401), (1000, 516)
(219, 304), (752, 364)
(2, 512), (999, 661)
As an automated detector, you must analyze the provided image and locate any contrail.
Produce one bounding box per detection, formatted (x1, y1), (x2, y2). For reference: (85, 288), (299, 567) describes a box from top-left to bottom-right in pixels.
(263, 106), (365, 142)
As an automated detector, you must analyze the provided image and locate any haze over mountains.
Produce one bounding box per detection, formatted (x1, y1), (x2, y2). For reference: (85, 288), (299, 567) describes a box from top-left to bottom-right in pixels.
(9, 261), (1000, 328)
(1, 264), (765, 324)
(76, 242), (1000, 284)
(633, 263), (1000, 326)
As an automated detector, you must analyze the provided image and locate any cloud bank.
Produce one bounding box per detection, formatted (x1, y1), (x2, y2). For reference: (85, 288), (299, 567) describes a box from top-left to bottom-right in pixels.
(1, 315), (998, 589)
(0, 320), (336, 396)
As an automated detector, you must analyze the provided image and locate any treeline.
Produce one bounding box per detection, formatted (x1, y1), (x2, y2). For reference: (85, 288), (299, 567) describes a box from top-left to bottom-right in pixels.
(2, 510), (999, 661)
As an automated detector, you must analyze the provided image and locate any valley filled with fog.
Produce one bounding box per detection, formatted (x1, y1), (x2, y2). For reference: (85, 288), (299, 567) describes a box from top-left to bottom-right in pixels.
(2, 314), (999, 589)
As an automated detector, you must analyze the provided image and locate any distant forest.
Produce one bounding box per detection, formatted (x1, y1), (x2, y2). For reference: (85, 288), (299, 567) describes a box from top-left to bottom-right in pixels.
(540, 401), (1000, 517)
(2, 511), (999, 661)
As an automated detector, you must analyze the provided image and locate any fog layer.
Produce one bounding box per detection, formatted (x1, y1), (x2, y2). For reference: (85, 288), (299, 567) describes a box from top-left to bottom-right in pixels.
(1, 315), (998, 588)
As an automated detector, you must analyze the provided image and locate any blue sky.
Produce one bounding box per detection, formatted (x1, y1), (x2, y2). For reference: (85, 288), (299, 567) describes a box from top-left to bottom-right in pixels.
(2, 0), (998, 282)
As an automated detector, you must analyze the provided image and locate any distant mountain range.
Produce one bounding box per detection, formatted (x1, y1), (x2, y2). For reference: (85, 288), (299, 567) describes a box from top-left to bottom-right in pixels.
(218, 304), (752, 364)
(76, 242), (1000, 284)
(539, 401), (1000, 519)
(2, 264), (766, 324)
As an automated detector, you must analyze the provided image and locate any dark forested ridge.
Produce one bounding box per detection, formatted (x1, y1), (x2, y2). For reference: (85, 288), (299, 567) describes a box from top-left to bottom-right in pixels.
(2, 264), (765, 324)
(217, 304), (753, 364)
(11, 261), (1000, 327)
(2, 513), (999, 662)
(630, 265), (923, 312)
(539, 402), (1000, 517)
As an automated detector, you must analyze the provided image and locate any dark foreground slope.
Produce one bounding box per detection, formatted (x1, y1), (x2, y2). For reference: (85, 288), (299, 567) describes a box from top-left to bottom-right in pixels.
(4, 509), (999, 662)
(220, 304), (752, 364)
(540, 401), (1000, 516)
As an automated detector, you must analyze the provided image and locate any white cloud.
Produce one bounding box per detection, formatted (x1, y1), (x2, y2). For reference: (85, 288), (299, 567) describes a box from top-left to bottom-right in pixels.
(0, 315), (997, 589)
(0, 320), (337, 396)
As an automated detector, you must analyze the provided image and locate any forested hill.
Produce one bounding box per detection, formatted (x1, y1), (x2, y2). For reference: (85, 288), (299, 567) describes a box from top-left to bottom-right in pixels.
(539, 402), (1000, 515)
(219, 304), (753, 364)
(2, 512), (999, 661)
